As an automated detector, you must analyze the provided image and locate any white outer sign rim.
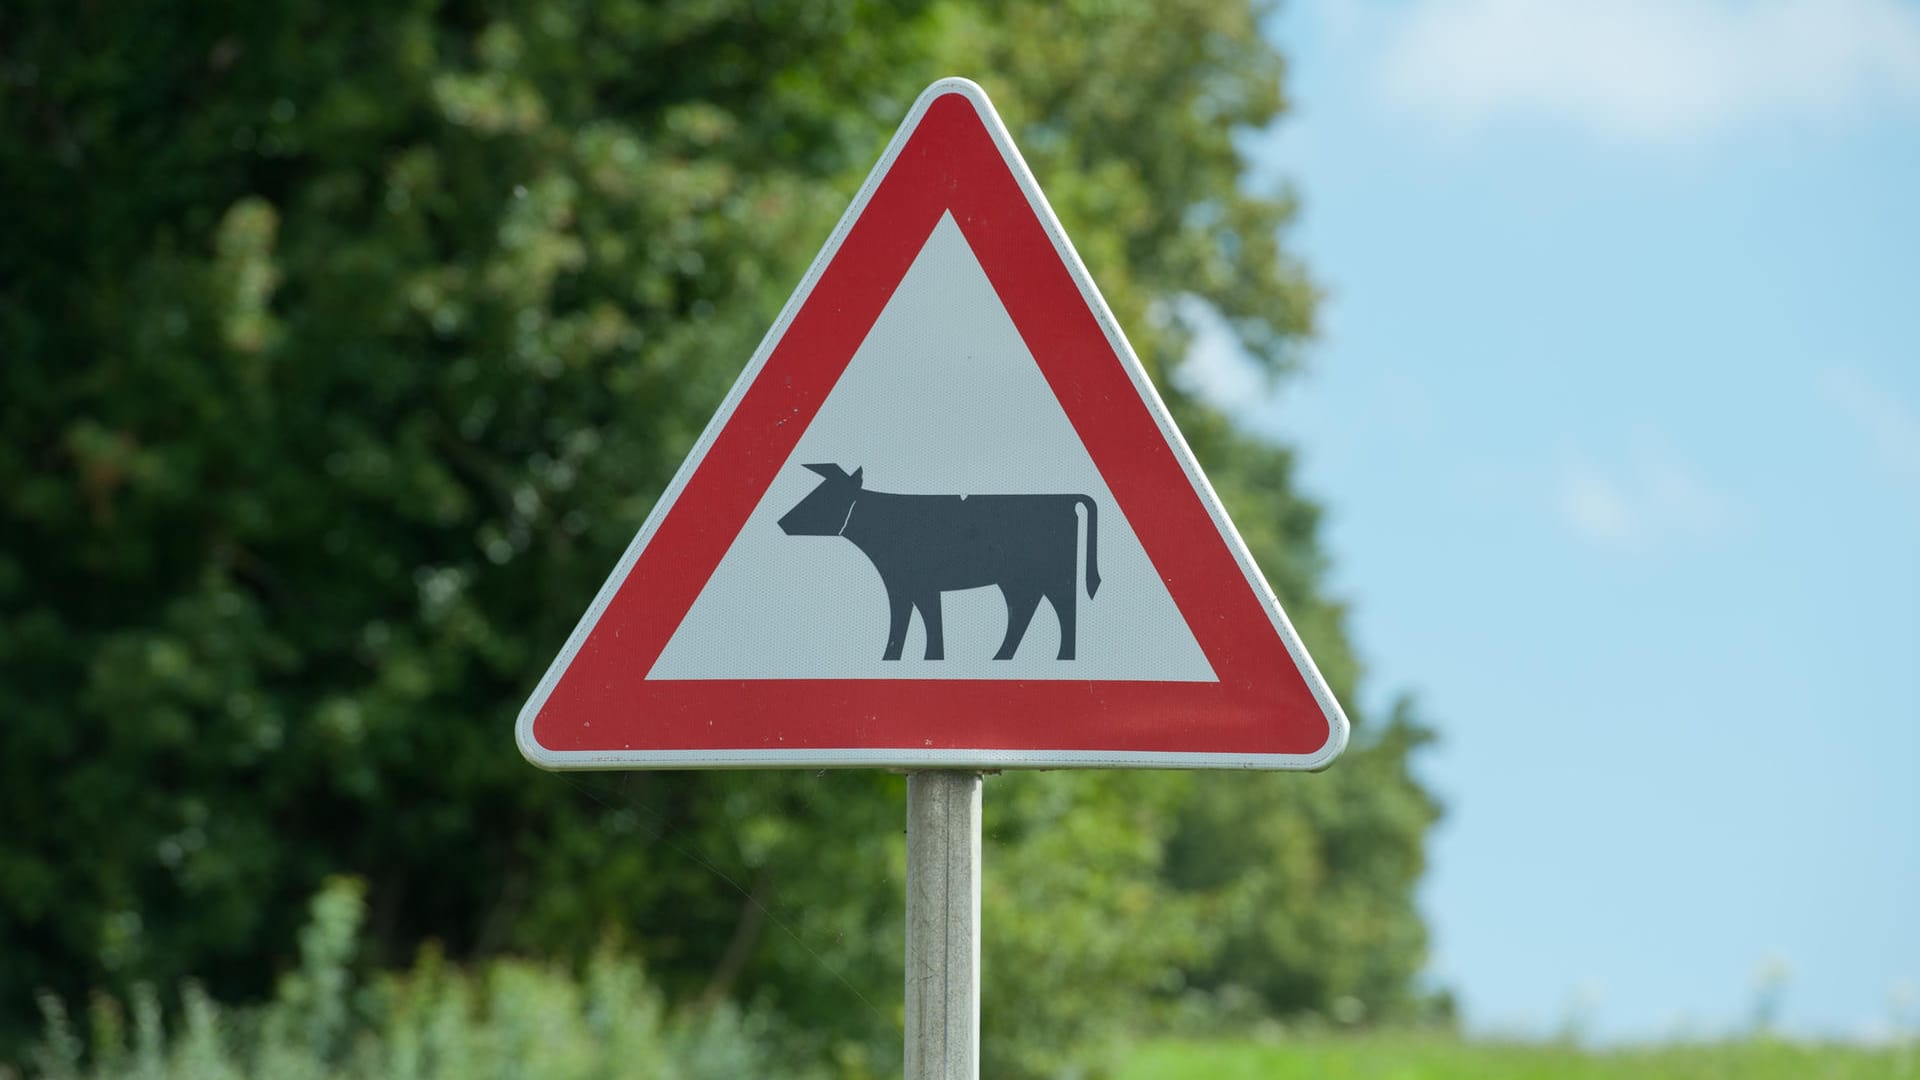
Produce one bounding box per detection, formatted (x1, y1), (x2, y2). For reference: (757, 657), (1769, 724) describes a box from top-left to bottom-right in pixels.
(515, 77), (1352, 772)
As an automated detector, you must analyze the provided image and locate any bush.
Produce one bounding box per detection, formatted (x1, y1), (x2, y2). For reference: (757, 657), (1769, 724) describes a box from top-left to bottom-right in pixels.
(18, 878), (799, 1080)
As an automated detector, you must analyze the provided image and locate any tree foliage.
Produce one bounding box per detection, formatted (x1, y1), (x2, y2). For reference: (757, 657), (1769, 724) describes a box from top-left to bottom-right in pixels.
(1, 0), (1439, 1074)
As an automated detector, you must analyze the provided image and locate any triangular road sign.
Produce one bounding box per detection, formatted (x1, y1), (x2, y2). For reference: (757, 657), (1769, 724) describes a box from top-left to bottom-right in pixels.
(517, 79), (1349, 770)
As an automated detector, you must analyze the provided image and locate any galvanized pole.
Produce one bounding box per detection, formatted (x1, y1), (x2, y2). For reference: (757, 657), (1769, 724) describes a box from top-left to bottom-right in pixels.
(904, 770), (982, 1080)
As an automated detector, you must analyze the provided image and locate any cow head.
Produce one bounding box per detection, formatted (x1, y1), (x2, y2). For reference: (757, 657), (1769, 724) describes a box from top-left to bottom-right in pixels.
(777, 463), (864, 536)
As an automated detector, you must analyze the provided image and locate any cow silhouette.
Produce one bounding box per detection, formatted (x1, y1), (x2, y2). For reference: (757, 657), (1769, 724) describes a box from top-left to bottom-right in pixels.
(776, 464), (1100, 661)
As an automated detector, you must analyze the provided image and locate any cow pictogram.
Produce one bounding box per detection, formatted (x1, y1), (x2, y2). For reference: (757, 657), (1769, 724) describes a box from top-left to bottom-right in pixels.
(778, 464), (1100, 661)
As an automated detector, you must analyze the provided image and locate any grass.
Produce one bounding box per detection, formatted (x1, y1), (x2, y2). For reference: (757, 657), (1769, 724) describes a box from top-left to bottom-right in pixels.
(1116, 1033), (1918, 1080)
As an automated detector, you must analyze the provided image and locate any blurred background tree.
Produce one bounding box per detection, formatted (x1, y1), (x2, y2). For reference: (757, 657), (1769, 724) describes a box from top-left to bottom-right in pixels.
(0, 0), (1440, 1074)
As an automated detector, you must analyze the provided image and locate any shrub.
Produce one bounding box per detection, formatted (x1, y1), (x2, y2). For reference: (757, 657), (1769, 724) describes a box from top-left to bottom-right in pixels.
(18, 878), (801, 1080)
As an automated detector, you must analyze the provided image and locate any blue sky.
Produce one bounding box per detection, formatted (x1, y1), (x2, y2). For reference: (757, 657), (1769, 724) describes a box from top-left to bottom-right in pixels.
(1184, 0), (1920, 1043)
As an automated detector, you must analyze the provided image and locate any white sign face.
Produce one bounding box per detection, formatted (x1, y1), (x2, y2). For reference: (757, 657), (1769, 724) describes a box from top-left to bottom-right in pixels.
(516, 78), (1349, 771)
(651, 213), (1214, 682)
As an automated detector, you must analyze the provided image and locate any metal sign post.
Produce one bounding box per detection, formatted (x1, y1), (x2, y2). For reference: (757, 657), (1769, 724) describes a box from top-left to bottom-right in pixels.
(905, 770), (982, 1080)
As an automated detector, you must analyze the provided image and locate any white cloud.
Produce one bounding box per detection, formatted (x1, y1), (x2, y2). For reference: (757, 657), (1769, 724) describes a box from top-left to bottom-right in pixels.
(1555, 439), (1732, 551)
(1559, 462), (1641, 547)
(1819, 363), (1920, 489)
(1377, 0), (1920, 143)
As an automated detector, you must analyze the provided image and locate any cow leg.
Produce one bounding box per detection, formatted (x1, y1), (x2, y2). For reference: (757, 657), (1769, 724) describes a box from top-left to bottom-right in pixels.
(1050, 584), (1078, 661)
(883, 587), (912, 661)
(995, 586), (1042, 660)
(919, 593), (944, 661)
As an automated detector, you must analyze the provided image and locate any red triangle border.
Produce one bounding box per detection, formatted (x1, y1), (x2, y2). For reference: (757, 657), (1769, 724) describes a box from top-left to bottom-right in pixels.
(517, 80), (1348, 770)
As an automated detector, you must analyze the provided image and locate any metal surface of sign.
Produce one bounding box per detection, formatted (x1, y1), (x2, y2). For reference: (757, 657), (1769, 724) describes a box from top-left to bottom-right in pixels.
(516, 79), (1349, 770)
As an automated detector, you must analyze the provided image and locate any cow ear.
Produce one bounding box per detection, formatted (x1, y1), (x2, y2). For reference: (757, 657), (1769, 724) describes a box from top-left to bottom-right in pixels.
(850, 467), (863, 487)
(802, 463), (837, 479)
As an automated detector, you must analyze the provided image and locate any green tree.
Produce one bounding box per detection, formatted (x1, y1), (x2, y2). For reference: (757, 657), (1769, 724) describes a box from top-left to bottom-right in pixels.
(1, 0), (1438, 1073)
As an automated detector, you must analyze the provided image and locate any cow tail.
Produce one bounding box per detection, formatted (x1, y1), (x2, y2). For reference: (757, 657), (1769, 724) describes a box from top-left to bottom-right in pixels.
(1075, 495), (1101, 597)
